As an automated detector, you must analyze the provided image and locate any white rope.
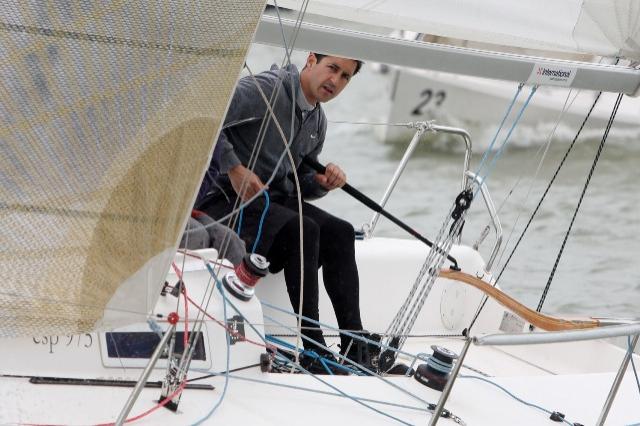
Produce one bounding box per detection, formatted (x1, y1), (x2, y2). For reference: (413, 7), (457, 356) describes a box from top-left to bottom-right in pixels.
(184, 0), (314, 365)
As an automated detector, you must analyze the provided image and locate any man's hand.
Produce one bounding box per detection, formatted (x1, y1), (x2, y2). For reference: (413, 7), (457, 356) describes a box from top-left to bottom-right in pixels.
(314, 162), (346, 191)
(228, 164), (267, 201)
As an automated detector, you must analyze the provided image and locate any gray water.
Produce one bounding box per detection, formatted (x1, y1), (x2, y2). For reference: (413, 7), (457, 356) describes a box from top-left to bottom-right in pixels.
(247, 45), (640, 320)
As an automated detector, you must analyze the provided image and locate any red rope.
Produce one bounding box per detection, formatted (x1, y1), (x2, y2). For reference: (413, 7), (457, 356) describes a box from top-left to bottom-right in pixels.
(234, 261), (259, 286)
(176, 249), (234, 270)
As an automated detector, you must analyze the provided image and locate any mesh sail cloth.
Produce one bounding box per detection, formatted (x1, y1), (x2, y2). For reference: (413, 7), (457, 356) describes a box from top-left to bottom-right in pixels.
(0, 1), (266, 337)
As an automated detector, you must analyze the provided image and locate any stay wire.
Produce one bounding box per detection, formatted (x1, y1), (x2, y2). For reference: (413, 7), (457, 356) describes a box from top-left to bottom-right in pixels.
(483, 90), (579, 267)
(495, 90), (603, 285)
(466, 90), (603, 333)
(476, 85), (538, 196)
(490, 53), (620, 290)
(189, 372), (433, 414)
(467, 88), (578, 331)
(629, 335), (640, 397)
(459, 375), (573, 425)
(536, 92), (623, 313)
(474, 83), (524, 178)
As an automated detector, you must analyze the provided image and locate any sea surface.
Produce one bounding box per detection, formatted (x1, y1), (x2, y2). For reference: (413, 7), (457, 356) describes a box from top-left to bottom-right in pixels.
(247, 45), (640, 320)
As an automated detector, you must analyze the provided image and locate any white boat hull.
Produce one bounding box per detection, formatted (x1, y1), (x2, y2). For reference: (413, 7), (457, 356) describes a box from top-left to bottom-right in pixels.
(1, 239), (638, 425)
(380, 68), (640, 148)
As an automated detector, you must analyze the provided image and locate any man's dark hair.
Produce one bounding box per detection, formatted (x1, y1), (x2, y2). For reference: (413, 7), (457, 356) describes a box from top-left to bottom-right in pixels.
(313, 53), (363, 75)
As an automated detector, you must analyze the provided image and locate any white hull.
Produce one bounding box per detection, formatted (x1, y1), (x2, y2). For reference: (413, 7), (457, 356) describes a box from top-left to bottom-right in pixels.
(1, 240), (638, 425)
(380, 68), (640, 148)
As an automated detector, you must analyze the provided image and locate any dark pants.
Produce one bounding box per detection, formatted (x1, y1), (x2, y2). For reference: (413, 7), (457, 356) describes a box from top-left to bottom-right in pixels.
(201, 192), (363, 351)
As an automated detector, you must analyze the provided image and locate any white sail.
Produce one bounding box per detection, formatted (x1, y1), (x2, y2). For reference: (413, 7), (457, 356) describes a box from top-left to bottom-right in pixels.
(274, 0), (640, 60)
(0, 1), (266, 337)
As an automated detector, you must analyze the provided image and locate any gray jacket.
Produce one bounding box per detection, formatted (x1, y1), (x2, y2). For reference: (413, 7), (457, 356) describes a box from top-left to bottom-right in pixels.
(198, 64), (328, 204)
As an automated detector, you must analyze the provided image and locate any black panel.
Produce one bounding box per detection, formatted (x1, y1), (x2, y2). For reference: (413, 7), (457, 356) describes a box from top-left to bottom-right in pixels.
(105, 332), (206, 360)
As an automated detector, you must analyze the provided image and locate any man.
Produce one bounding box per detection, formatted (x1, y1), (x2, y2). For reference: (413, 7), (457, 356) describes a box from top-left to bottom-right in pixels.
(197, 53), (367, 368)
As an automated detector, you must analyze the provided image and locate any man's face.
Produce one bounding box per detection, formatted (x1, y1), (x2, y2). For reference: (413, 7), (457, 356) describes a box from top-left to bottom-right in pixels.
(302, 54), (358, 104)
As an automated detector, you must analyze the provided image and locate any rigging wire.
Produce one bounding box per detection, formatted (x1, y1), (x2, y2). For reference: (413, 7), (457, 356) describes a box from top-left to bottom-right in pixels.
(495, 90), (603, 284)
(467, 88), (579, 330)
(190, 280), (232, 425)
(260, 313), (436, 417)
(268, 0), (309, 365)
(244, 61), (307, 365)
(491, 58), (621, 291)
(381, 83), (537, 356)
(465, 90), (605, 333)
(474, 83), (524, 178)
(629, 336), (640, 397)
(198, 266), (427, 425)
(459, 375), (573, 425)
(489, 89), (580, 259)
(189, 0), (312, 368)
(191, 0), (313, 366)
(189, 371), (432, 413)
(475, 85), (538, 193)
(536, 93), (623, 313)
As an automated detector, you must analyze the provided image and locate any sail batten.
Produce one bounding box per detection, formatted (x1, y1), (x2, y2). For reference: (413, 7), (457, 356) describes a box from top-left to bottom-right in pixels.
(1, 1), (267, 337)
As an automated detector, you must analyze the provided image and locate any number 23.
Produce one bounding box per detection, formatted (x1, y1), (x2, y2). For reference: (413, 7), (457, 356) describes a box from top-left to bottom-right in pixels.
(411, 89), (446, 115)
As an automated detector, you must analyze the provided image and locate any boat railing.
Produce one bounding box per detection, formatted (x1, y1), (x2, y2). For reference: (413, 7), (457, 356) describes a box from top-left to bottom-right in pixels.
(363, 121), (502, 269)
(428, 322), (640, 425)
(365, 121), (472, 240)
(465, 171), (502, 272)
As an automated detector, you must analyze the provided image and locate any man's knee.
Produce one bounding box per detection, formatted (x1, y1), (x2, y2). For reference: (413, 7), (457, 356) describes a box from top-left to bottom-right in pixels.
(324, 217), (355, 242)
(283, 214), (320, 242)
(192, 210), (246, 265)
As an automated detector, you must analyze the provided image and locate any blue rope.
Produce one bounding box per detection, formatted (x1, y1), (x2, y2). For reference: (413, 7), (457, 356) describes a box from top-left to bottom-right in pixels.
(252, 191), (270, 253)
(265, 335), (360, 375)
(198, 266), (424, 425)
(460, 374), (573, 425)
(191, 280), (231, 425)
(426, 356), (453, 374)
(474, 85), (537, 200)
(474, 83), (524, 177)
(260, 300), (422, 361)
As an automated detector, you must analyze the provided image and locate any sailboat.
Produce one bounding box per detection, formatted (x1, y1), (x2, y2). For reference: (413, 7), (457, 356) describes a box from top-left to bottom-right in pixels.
(1, 1), (639, 425)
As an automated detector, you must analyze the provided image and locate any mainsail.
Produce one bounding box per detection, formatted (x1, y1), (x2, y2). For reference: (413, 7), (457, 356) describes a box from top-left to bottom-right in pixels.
(275, 0), (640, 61)
(0, 1), (266, 337)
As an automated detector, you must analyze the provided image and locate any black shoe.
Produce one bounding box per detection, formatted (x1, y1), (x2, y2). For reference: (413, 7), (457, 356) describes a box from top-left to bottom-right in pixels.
(300, 349), (351, 375)
(339, 331), (381, 373)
